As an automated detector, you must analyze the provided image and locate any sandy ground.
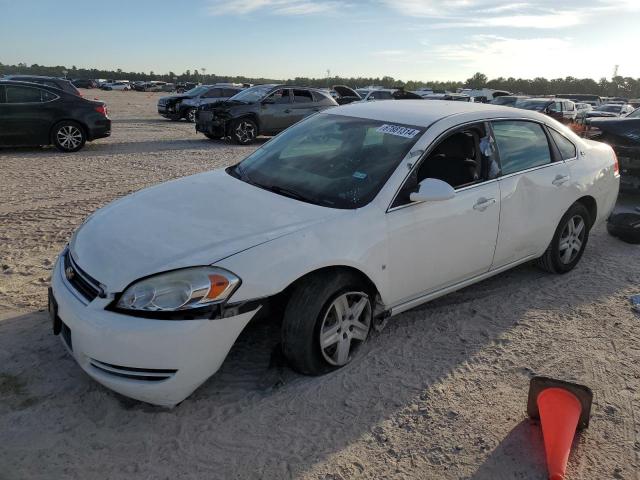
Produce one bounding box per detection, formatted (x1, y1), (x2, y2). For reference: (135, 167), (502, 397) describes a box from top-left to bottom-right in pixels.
(1, 90), (640, 480)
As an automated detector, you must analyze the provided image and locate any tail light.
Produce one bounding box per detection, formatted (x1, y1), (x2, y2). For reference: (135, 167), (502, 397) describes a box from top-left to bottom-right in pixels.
(612, 149), (619, 176)
(95, 104), (108, 117)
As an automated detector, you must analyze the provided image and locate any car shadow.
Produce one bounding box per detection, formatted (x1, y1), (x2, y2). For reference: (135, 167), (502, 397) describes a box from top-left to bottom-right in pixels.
(0, 228), (636, 478)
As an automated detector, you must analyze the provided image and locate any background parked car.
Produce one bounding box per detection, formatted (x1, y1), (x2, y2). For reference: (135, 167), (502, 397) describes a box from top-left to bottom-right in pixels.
(176, 82), (198, 93)
(101, 81), (131, 91)
(575, 102), (593, 121)
(158, 84), (244, 122)
(514, 98), (577, 123)
(587, 107), (640, 190)
(195, 84), (337, 144)
(332, 85), (361, 105)
(3, 75), (81, 96)
(71, 79), (97, 89)
(0, 80), (111, 152)
(586, 103), (635, 118)
(490, 95), (529, 107)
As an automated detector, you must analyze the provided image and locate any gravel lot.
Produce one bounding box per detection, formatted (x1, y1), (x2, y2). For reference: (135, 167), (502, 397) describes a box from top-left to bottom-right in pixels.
(1, 90), (639, 479)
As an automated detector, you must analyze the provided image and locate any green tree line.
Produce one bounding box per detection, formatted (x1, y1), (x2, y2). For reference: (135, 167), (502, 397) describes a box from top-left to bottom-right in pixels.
(2, 63), (639, 98)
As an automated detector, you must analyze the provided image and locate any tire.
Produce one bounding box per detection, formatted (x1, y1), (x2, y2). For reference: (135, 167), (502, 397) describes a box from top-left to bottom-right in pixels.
(205, 133), (222, 140)
(230, 118), (257, 145)
(185, 108), (196, 123)
(537, 203), (591, 273)
(52, 121), (86, 152)
(282, 271), (373, 375)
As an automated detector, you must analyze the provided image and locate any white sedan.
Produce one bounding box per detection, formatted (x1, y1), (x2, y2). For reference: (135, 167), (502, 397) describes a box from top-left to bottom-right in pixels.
(49, 101), (620, 406)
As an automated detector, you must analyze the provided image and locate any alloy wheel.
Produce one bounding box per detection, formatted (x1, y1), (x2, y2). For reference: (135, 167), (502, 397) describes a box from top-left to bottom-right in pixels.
(56, 126), (83, 151)
(187, 109), (196, 122)
(235, 121), (256, 143)
(319, 292), (371, 366)
(559, 215), (586, 264)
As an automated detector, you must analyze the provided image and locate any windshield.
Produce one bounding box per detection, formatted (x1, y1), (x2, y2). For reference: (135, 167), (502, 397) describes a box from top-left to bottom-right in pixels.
(228, 85), (274, 103)
(229, 113), (424, 209)
(596, 105), (622, 113)
(627, 108), (640, 118)
(185, 85), (209, 96)
(514, 99), (550, 111)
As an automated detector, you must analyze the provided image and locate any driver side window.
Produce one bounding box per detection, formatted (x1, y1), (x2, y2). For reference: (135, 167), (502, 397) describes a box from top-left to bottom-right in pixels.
(392, 123), (496, 208)
(266, 89), (291, 104)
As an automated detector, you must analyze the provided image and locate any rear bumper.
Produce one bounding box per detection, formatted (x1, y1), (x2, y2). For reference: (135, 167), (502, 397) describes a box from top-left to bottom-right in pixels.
(87, 118), (111, 140)
(50, 252), (259, 407)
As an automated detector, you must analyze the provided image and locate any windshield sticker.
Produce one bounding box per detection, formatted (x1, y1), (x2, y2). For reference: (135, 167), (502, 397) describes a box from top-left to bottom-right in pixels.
(376, 124), (420, 139)
(352, 171), (367, 180)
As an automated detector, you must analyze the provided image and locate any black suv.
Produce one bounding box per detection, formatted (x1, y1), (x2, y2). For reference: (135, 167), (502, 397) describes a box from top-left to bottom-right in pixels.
(158, 85), (244, 122)
(195, 84), (338, 144)
(0, 80), (111, 152)
(3, 75), (81, 96)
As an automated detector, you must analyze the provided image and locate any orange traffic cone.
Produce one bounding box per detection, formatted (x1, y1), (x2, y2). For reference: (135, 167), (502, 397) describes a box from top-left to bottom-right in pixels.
(527, 377), (593, 480)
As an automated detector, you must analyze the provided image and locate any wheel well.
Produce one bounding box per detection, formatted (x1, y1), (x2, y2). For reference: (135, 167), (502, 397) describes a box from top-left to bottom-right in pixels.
(574, 196), (597, 228)
(273, 266), (380, 310)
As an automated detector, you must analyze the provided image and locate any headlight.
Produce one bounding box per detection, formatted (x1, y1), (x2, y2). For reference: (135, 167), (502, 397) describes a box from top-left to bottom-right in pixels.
(115, 267), (240, 312)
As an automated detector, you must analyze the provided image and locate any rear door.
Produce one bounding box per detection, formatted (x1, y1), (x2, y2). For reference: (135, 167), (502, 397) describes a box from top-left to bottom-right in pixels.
(0, 85), (58, 145)
(491, 120), (573, 268)
(290, 89), (319, 123)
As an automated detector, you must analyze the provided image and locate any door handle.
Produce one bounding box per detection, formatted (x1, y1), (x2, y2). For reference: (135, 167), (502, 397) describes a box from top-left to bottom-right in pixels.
(473, 197), (496, 211)
(284, 109), (291, 113)
(552, 174), (570, 186)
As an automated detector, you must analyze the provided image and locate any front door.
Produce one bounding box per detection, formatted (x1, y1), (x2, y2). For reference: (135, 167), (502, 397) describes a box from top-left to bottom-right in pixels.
(385, 122), (501, 305)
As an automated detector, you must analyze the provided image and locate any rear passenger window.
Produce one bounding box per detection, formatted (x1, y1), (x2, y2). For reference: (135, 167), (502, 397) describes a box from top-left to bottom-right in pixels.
(5, 86), (46, 103)
(293, 89), (313, 103)
(492, 121), (552, 175)
(549, 128), (577, 160)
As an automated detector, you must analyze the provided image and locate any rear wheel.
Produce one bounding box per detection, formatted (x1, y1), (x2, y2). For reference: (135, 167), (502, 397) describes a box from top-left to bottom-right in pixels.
(52, 121), (86, 152)
(282, 271), (373, 375)
(537, 203), (591, 273)
(231, 118), (257, 145)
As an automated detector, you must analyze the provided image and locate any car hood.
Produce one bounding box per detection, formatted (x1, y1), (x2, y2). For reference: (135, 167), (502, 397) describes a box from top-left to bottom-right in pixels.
(70, 169), (343, 292)
(159, 94), (192, 103)
(333, 85), (360, 99)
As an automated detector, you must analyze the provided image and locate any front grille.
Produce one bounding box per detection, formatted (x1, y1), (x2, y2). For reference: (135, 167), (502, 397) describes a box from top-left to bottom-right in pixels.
(89, 358), (177, 382)
(63, 250), (101, 302)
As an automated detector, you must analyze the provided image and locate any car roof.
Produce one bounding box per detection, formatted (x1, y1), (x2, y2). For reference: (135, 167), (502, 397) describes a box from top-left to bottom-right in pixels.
(5, 74), (65, 81)
(0, 79), (62, 90)
(325, 99), (545, 127)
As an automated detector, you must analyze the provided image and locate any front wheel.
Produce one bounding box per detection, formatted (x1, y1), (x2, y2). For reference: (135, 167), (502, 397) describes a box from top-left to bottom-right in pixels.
(537, 203), (591, 273)
(52, 122), (86, 152)
(185, 108), (196, 123)
(282, 271), (373, 375)
(230, 118), (257, 145)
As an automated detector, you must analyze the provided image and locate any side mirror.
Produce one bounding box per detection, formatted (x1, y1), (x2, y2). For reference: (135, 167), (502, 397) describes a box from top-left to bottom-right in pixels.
(410, 178), (456, 203)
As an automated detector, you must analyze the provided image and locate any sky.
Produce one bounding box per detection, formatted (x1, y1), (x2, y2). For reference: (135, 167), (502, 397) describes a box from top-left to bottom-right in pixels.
(1, 0), (639, 82)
